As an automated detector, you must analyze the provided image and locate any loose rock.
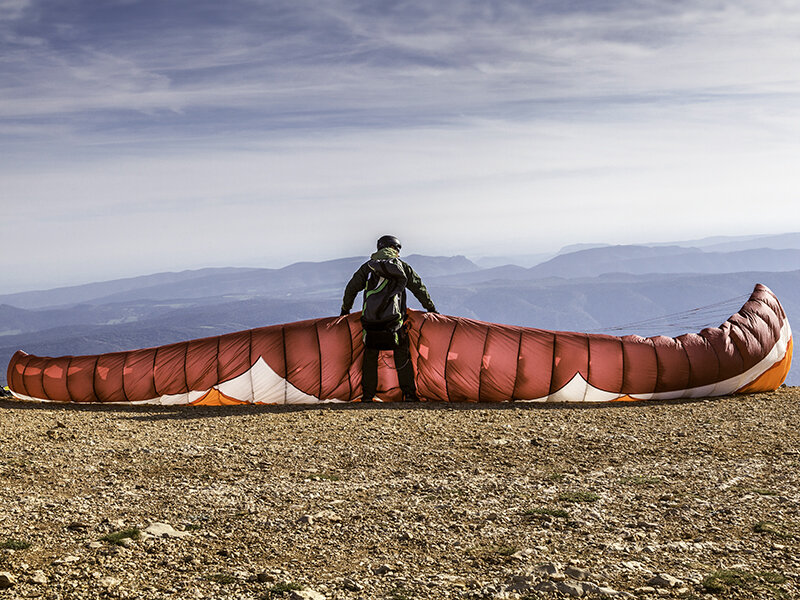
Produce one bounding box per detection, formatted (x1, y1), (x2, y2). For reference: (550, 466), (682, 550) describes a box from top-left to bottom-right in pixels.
(289, 589), (326, 600)
(0, 572), (14, 589)
(646, 573), (683, 589)
(143, 522), (191, 538)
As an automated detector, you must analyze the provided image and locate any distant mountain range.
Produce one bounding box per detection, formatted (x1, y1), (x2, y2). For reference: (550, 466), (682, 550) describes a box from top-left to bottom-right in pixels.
(3, 234), (799, 388)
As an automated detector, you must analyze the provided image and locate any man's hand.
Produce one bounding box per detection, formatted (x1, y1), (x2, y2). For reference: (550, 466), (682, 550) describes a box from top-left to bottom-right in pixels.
(340, 309), (349, 317)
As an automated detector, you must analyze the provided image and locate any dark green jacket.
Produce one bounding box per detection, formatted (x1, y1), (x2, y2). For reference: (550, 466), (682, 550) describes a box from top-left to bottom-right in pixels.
(341, 249), (437, 315)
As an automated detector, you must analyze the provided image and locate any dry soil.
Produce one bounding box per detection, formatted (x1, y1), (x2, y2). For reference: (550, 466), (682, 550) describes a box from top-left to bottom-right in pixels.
(1, 388), (799, 600)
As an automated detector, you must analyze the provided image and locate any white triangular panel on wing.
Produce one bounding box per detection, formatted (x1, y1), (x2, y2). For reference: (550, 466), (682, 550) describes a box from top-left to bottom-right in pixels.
(218, 367), (255, 403)
(248, 357), (319, 404)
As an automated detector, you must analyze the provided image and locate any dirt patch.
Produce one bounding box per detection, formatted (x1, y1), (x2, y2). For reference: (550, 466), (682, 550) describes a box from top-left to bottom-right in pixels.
(1, 389), (799, 599)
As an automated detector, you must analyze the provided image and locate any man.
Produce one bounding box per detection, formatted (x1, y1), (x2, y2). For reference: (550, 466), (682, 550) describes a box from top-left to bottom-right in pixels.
(340, 235), (438, 402)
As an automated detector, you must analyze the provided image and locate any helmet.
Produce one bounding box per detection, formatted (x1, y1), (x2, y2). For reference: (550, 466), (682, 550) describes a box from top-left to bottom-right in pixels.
(377, 235), (401, 251)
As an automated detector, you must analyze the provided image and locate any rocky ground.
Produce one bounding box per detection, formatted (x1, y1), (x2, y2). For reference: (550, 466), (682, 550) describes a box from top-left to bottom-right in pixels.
(1, 388), (799, 600)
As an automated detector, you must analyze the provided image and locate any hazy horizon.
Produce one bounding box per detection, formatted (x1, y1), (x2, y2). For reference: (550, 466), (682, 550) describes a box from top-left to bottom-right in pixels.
(3, 230), (799, 297)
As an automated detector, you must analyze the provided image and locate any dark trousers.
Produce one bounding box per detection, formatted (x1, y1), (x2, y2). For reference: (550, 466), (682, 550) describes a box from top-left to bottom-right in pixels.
(362, 334), (417, 400)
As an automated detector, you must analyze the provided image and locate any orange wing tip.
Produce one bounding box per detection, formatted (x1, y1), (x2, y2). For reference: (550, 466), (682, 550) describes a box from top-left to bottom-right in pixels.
(736, 337), (793, 395)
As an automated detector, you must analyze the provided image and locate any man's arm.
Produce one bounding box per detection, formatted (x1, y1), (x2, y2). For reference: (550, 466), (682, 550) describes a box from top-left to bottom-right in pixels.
(403, 262), (437, 313)
(340, 263), (369, 315)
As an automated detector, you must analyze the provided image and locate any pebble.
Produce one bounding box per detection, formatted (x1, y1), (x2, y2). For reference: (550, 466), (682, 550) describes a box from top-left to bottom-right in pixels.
(565, 566), (591, 581)
(99, 576), (122, 587)
(373, 563), (395, 575)
(29, 571), (48, 585)
(506, 575), (535, 593)
(557, 581), (584, 597)
(534, 580), (559, 593)
(598, 586), (622, 597)
(646, 573), (683, 589)
(342, 578), (363, 591)
(288, 589), (326, 600)
(0, 572), (15, 589)
(533, 563), (562, 576)
(143, 522), (191, 539)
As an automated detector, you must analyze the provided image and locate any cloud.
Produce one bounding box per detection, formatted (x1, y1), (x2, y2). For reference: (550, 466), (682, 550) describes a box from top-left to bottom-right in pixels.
(4, 0), (800, 129)
(3, 0), (800, 291)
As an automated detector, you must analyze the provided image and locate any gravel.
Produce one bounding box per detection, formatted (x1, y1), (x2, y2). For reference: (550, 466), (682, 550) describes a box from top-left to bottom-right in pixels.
(1, 387), (799, 599)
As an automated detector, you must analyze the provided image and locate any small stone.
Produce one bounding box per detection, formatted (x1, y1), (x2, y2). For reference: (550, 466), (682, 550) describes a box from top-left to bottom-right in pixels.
(257, 572), (275, 583)
(298, 515), (314, 525)
(534, 580), (559, 593)
(565, 566), (591, 581)
(29, 571), (48, 585)
(106, 518), (126, 529)
(647, 574), (683, 589)
(288, 589), (326, 600)
(313, 510), (341, 523)
(373, 564), (394, 575)
(143, 523), (191, 539)
(634, 587), (656, 595)
(581, 582), (600, 594)
(343, 579), (363, 591)
(621, 561), (647, 572)
(507, 574), (535, 593)
(99, 576), (122, 587)
(53, 555), (81, 565)
(87, 541), (102, 549)
(607, 542), (627, 552)
(533, 563), (561, 576)
(557, 581), (584, 597)
(511, 548), (535, 560)
(598, 586), (621, 597)
(0, 572), (15, 589)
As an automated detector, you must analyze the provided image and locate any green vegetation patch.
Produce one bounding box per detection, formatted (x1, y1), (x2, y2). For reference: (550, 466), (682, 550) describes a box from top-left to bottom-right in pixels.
(702, 569), (788, 598)
(524, 506), (569, 519)
(558, 491), (600, 503)
(1, 538), (31, 550)
(100, 527), (141, 545)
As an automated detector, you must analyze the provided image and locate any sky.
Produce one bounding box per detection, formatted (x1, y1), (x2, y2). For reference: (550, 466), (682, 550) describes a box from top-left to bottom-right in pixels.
(2, 0), (800, 293)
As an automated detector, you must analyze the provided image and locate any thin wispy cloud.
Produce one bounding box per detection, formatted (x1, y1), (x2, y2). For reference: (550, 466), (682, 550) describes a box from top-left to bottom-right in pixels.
(2, 0), (800, 292)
